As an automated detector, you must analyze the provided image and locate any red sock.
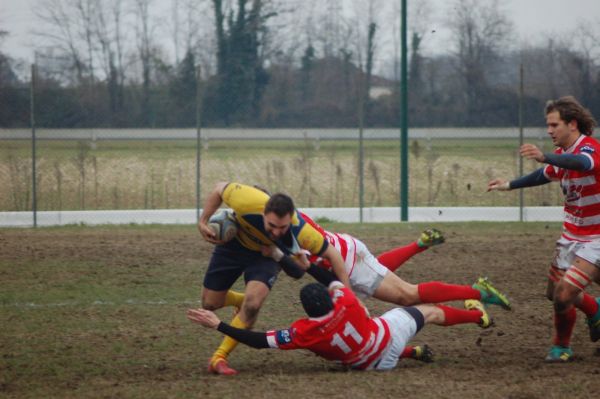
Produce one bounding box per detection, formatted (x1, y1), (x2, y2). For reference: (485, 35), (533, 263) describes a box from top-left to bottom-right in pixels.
(377, 242), (426, 272)
(417, 281), (481, 303)
(576, 293), (599, 318)
(436, 304), (482, 326)
(553, 307), (576, 347)
(400, 346), (414, 359)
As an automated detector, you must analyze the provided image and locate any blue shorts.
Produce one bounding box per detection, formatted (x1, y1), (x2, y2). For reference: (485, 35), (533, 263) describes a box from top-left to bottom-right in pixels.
(203, 238), (280, 291)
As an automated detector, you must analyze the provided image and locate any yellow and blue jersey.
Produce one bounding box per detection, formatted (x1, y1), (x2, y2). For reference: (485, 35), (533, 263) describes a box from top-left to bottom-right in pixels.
(221, 183), (328, 256)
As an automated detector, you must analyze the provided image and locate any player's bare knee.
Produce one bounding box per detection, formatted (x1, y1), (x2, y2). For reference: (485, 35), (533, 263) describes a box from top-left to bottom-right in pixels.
(553, 284), (577, 311)
(241, 302), (261, 321)
(396, 294), (417, 306)
(398, 284), (419, 306)
(201, 293), (225, 310)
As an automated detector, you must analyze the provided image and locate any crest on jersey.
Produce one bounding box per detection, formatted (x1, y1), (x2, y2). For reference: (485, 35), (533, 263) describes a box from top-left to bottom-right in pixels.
(276, 328), (293, 344)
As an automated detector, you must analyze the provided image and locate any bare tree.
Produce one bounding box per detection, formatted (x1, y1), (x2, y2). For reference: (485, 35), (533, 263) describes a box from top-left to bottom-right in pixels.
(73, 0), (97, 82)
(133, 0), (157, 125)
(34, 0), (88, 83)
(169, 0), (214, 75)
(569, 24), (600, 106)
(448, 0), (513, 123)
(348, 0), (382, 122)
(92, 0), (127, 119)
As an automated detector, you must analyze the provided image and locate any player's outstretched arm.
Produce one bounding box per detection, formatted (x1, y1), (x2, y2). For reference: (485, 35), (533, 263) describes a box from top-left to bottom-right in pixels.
(487, 178), (510, 191)
(488, 168), (551, 192)
(187, 308), (271, 349)
(187, 308), (221, 328)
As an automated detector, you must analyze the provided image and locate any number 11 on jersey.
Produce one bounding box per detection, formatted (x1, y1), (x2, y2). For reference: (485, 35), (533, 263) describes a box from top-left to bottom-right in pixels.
(330, 321), (363, 354)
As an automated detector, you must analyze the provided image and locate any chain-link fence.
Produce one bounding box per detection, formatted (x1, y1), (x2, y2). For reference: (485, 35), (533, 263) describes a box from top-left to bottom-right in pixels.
(1, 124), (564, 226)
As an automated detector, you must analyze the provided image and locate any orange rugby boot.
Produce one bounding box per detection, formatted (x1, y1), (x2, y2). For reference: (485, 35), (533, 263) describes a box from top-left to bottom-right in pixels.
(207, 356), (238, 376)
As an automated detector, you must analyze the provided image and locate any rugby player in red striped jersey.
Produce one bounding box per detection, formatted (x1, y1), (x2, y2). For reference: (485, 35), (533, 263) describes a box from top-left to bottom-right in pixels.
(288, 211), (511, 313)
(188, 267), (494, 372)
(488, 96), (600, 362)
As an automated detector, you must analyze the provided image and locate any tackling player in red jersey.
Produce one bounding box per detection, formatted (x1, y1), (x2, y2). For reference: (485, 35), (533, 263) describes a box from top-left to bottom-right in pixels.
(488, 96), (600, 362)
(188, 265), (495, 372)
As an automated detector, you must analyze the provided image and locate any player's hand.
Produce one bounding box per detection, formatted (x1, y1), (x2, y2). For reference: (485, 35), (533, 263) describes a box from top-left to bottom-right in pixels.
(487, 178), (510, 191)
(187, 308), (221, 329)
(261, 245), (284, 261)
(294, 252), (311, 270)
(520, 143), (545, 162)
(198, 222), (221, 244)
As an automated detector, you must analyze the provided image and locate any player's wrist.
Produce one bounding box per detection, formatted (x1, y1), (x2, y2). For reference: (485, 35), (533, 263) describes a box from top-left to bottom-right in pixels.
(271, 247), (284, 262)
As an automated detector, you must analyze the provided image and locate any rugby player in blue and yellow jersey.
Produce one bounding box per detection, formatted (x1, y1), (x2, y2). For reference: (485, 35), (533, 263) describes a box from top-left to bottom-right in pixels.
(197, 182), (350, 375)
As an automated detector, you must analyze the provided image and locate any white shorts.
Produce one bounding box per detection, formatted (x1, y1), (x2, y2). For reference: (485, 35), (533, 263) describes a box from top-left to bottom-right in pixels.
(348, 238), (389, 299)
(373, 308), (418, 370)
(552, 235), (600, 271)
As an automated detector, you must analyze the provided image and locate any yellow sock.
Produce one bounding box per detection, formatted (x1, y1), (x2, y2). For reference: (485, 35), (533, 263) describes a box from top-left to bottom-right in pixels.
(224, 290), (245, 308)
(212, 315), (248, 361)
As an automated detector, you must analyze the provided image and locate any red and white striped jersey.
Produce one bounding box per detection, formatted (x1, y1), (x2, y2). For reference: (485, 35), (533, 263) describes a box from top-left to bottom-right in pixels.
(299, 212), (358, 275)
(544, 135), (600, 239)
(265, 286), (391, 370)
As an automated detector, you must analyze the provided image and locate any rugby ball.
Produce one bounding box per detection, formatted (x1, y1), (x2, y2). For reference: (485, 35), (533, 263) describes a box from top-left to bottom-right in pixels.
(208, 210), (238, 243)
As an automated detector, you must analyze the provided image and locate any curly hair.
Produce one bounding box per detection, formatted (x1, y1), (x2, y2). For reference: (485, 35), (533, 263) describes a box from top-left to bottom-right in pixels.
(545, 96), (597, 136)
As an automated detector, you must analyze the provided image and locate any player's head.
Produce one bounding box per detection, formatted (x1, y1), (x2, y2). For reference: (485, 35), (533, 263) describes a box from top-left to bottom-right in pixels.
(300, 283), (333, 317)
(545, 96), (597, 137)
(263, 193), (295, 240)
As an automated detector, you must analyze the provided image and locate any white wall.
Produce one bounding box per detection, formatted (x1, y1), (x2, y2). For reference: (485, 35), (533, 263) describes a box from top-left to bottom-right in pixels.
(0, 207), (563, 227)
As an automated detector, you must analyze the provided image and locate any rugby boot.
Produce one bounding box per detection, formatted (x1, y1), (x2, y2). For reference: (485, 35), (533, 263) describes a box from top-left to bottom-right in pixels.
(207, 356), (238, 376)
(472, 277), (511, 310)
(465, 299), (493, 328)
(544, 345), (573, 363)
(417, 228), (445, 248)
(586, 297), (600, 342)
(412, 345), (434, 363)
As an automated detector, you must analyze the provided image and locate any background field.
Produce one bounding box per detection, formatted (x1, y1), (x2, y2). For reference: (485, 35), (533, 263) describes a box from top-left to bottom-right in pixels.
(0, 137), (563, 212)
(2, 222), (600, 399)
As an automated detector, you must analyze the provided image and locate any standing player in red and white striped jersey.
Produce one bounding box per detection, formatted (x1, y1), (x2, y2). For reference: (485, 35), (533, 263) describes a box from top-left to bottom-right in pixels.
(488, 96), (600, 362)
(188, 271), (494, 372)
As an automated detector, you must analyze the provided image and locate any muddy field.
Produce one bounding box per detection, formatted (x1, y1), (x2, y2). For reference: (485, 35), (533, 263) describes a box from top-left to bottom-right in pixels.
(1, 222), (599, 398)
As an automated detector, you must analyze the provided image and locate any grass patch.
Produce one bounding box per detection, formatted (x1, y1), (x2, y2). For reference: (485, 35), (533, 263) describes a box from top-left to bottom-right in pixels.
(0, 137), (561, 211)
(1, 222), (598, 398)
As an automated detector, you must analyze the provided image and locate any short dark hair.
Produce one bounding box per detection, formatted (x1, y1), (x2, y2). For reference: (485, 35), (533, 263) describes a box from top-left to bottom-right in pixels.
(264, 193), (295, 218)
(545, 96), (597, 136)
(300, 283), (333, 317)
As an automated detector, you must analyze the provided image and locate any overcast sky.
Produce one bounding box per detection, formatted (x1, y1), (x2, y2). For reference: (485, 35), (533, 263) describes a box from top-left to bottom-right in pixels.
(1, 0), (599, 65)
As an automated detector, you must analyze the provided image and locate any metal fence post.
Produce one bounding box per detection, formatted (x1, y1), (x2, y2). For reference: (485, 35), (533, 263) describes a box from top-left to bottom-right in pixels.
(518, 63), (524, 222)
(358, 65), (365, 223)
(400, 0), (408, 221)
(31, 63), (37, 228)
(196, 65), (203, 222)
